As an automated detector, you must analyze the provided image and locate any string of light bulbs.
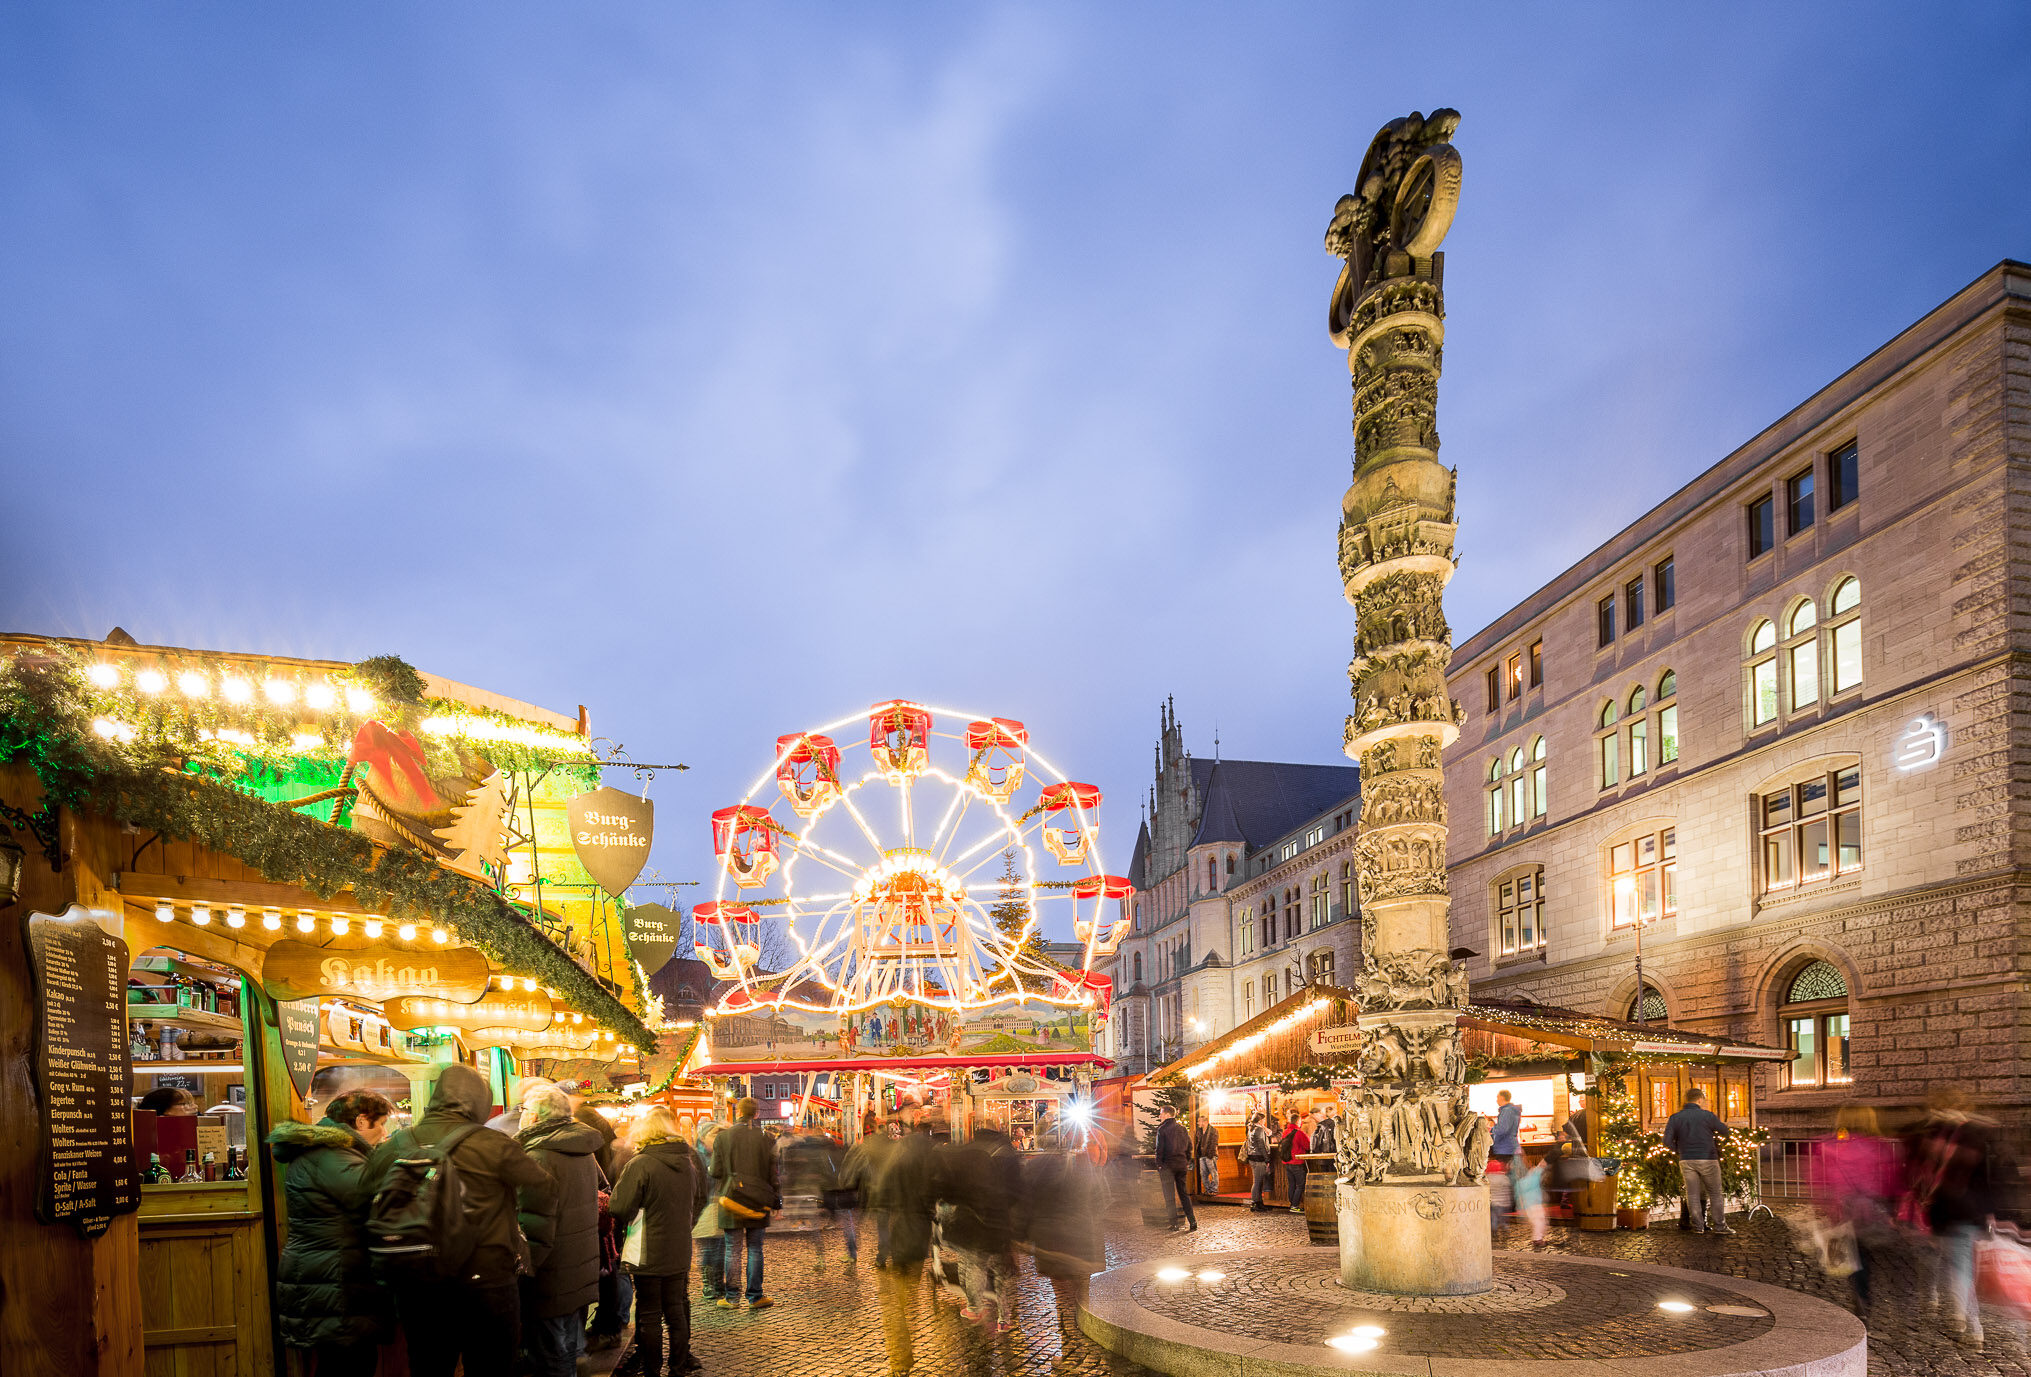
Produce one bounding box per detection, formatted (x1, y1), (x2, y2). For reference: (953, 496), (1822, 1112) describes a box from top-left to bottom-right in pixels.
(150, 899), (450, 944)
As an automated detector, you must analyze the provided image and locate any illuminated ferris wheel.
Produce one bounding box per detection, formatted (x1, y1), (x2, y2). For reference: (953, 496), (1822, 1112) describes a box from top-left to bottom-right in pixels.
(697, 701), (1127, 1017)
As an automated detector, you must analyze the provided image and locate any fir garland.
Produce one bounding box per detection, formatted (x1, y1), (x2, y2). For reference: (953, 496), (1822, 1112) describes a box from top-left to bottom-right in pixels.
(0, 654), (655, 1049)
(1187, 1063), (1354, 1092)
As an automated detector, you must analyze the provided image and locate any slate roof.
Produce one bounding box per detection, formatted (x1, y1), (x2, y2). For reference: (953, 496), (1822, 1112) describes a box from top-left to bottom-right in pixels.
(1126, 820), (1151, 889)
(1188, 758), (1361, 851)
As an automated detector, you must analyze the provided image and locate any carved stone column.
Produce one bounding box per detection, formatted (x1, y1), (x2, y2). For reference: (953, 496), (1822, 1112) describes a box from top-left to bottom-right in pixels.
(1324, 109), (1492, 1296)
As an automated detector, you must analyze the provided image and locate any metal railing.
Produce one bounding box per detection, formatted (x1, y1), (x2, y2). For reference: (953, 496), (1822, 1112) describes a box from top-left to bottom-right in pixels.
(1756, 1136), (1821, 1203)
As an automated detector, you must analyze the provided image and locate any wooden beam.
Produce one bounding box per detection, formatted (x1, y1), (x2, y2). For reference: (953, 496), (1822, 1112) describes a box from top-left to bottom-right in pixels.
(111, 872), (361, 915)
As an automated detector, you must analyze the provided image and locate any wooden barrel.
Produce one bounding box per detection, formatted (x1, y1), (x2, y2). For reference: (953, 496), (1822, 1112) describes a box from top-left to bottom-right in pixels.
(1302, 1169), (1338, 1246)
(1137, 1167), (1170, 1227)
(1576, 1177), (1617, 1232)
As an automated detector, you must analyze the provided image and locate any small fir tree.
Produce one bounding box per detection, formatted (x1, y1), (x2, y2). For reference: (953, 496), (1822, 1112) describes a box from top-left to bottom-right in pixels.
(988, 849), (1051, 969)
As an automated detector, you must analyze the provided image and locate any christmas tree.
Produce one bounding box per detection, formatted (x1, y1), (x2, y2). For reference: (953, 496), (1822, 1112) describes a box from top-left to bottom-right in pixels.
(988, 849), (1052, 969)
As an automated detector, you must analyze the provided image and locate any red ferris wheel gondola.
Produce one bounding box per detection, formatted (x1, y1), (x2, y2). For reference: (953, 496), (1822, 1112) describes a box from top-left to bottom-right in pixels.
(711, 805), (781, 889)
(1040, 781), (1102, 865)
(1070, 873), (1133, 955)
(963, 718), (1028, 803)
(868, 700), (932, 779)
(775, 733), (843, 818)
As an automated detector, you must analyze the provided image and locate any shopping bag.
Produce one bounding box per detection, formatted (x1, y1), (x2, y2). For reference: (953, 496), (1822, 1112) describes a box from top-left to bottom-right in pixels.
(1976, 1233), (2031, 1315)
(620, 1219), (645, 1269)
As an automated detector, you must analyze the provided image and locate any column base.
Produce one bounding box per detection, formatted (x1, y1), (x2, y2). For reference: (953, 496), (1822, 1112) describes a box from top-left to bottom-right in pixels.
(1336, 1181), (1492, 1295)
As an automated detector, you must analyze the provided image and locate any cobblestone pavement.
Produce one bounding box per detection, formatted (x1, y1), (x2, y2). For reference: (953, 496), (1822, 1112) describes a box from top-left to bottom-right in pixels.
(622, 1195), (2031, 1376)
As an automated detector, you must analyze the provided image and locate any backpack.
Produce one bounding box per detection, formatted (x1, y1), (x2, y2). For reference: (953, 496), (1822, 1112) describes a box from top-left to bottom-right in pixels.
(366, 1123), (485, 1280)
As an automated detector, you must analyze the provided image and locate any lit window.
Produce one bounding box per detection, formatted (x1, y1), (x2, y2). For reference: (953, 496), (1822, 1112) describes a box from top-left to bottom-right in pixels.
(1597, 701), (1620, 788)
(1779, 960), (1851, 1088)
(1748, 494), (1775, 558)
(1759, 767), (1862, 895)
(1509, 747), (1527, 824)
(1487, 756), (1506, 836)
(1627, 686), (1648, 777)
(1656, 670), (1679, 765)
(1786, 600), (1819, 710)
(1828, 442), (1859, 512)
(1747, 619), (1778, 727)
(1828, 577), (1862, 695)
(1305, 826), (1325, 848)
(1341, 860), (1355, 918)
(1243, 985), (1254, 1020)
(1608, 827), (1676, 928)
(1310, 872), (1329, 930)
(1496, 866), (1545, 956)
(1506, 652), (1523, 700)
(1264, 972), (1277, 1005)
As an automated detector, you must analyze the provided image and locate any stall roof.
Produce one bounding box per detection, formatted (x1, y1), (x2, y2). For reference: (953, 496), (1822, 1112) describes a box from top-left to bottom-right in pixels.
(689, 1052), (1111, 1077)
(1150, 987), (1786, 1084)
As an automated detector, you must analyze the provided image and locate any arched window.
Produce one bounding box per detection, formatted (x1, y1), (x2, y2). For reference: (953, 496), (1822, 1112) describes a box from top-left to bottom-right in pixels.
(1785, 599), (1819, 711)
(1746, 619), (1779, 726)
(1243, 984), (1254, 1020)
(1627, 985), (1667, 1022)
(1597, 701), (1620, 788)
(1226, 852), (1235, 875)
(1779, 959), (1851, 1088)
(1207, 856), (1217, 891)
(1487, 756), (1506, 836)
(1628, 685), (1649, 777)
(1530, 736), (1547, 818)
(1828, 577), (1862, 695)
(1656, 670), (1679, 766)
(1309, 871), (1330, 929)
(1341, 859), (1355, 916)
(1264, 971), (1278, 1006)
(1509, 746), (1527, 824)
(1133, 952), (1143, 984)
(1237, 905), (1253, 957)
(1309, 949), (1335, 984)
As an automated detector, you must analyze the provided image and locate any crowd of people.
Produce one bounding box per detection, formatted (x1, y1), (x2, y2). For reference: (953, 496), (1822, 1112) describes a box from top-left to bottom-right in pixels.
(264, 1077), (1116, 1377)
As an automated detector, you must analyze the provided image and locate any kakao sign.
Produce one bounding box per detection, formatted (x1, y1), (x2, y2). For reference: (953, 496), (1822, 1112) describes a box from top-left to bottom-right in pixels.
(261, 940), (492, 1005)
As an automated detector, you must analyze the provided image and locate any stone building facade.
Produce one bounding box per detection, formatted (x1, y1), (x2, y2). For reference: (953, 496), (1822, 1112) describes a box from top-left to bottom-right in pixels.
(1100, 702), (1362, 1077)
(1445, 260), (2031, 1143)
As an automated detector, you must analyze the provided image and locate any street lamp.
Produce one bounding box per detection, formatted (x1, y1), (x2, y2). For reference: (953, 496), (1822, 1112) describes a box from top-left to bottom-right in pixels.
(1615, 875), (1651, 1026)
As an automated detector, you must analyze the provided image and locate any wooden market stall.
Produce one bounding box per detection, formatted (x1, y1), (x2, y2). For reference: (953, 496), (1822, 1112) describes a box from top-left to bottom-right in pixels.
(1148, 988), (1787, 1229)
(0, 636), (663, 1377)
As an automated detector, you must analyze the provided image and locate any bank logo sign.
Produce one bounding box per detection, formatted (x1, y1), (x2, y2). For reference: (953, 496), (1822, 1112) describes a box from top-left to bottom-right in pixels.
(1892, 713), (1947, 772)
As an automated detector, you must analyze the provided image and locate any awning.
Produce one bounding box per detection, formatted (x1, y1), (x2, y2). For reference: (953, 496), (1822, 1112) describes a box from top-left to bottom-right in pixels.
(690, 1051), (1111, 1077)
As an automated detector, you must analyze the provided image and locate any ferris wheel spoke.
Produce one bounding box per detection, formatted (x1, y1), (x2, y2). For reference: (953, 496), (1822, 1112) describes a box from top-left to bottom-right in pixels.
(930, 787), (971, 857)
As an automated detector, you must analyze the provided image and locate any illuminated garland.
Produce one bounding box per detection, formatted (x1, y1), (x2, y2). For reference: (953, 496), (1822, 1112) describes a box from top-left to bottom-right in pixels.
(1462, 1051), (1573, 1084)
(1588, 1055), (1769, 1209)
(1187, 1063), (1352, 1093)
(0, 655), (654, 1049)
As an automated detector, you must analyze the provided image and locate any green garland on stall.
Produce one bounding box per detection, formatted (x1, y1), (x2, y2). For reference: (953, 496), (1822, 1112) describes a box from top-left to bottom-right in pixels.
(1585, 1054), (1769, 1207)
(0, 654), (655, 1050)
(1462, 1051), (1576, 1084)
(1187, 1063), (1355, 1093)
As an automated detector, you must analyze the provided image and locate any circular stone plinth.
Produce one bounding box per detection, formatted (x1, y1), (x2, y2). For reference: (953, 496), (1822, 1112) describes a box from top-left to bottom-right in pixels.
(1080, 1247), (1865, 1377)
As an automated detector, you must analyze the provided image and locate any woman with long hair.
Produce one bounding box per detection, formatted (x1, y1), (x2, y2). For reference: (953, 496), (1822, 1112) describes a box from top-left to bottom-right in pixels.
(610, 1106), (709, 1377)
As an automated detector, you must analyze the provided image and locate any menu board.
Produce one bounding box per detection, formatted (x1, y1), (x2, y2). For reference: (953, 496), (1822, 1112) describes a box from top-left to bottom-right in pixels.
(278, 998), (322, 1102)
(25, 909), (141, 1237)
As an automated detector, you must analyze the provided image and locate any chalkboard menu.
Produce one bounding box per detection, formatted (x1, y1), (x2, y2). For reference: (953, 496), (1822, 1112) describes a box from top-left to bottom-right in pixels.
(25, 908), (141, 1237)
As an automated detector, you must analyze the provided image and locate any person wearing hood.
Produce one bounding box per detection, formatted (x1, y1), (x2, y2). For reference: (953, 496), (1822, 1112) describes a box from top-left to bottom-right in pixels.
(930, 1121), (1022, 1331)
(516, 1085), (606, 1377)
(610, 1106), (709, 1377)
(363, 1064), (558, 1377)
(269, 1090), (396, 1377)
(1023, 1136), (1108, 1342)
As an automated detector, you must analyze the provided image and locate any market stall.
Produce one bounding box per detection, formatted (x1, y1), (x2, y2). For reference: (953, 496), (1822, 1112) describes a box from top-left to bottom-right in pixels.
(0, 637), (666, 1377)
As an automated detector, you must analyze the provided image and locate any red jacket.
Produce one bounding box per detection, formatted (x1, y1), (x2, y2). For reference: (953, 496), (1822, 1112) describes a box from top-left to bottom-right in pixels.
(1279, 1124), (1310, 1162)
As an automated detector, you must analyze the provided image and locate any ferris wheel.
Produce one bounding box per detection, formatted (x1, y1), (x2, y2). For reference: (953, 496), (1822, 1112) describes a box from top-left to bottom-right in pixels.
(697, 700), (1127, 1018)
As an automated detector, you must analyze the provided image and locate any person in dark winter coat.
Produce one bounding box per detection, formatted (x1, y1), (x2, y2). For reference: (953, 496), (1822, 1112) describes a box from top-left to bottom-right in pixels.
(1191, 1113), (1220, 1196)
(932, 1123), (1023, 1331)
(872, 1108), (938, 1373)
(363, 1064), (557, 1377)
(516, 1086), (606, 1377)
(1153, 1105), (1197, 1231)
(711, 1097), (780, 1309)
(610, 1106), (709, 1377)
(1023, 1137), (1108, 1338)
(270, 1090), (396, 1377)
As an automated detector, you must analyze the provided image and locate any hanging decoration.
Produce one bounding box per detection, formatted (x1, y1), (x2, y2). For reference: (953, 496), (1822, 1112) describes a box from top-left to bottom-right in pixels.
(621, 900), (681, 974)
(567, 786), (654, 896)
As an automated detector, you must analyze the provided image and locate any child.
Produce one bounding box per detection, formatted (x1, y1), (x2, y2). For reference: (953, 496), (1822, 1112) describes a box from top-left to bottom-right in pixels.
(1515, 1159), (1550, 1250)
(1486, 1157), (1514, 1236)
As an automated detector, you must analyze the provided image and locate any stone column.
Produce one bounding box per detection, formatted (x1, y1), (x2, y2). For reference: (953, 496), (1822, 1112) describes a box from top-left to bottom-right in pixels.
(1324, 109), (1492, 1296)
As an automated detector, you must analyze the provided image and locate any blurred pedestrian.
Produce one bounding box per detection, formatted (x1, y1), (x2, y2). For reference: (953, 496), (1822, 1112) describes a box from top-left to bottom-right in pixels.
(710, 1097), (779, 1311)
(1662, 1088), (1732, 1234)
(783, 1126), (856, 1268)
(1278, 1113), (1311, 1213)
(932, 1121), (1022, 1331)
(1909, 1086), (2004, 1347)
(517, 1086), (606, 1377)
(1490, 1090), (1523, 1176)
(1246, 1112), (1273, 1211)
(362, 1065), (557, 1377)
(691, 1121), (726, 1304)
(873, 1107), (937, 1375)
(1486, 1157), (1515, 1236)
(1816, 1103), (1899, 1313)
(1309, 1107), (1338, 1172)
(610, 1106), (708, 1377)
(270, 1089), (395, 1377)
(1192, 1112), (1220, 1196)
(840, 1119), (895, 1267)
(1515, 1158), (1549, 1249)
(1154, 1105), (1197, 1232)
(1025, 1136), (1108, 1341)
(486, 1076), (554, 1135)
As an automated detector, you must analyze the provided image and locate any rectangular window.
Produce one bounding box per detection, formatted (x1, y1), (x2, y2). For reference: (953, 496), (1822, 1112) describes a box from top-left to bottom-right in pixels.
(1497, 869), (1544, 956)
(1528, 639), (1543, 687)
(1305, 826), (1324, 848)
(1511, 771), (1527, 827)
(1787, 469), (1815, 535)
(1625, 577), (1645, 630)
(1752, 658), (1779, 726)
(1259, 906), (1274, 950)
(1748, 495), (1775, 558)
(1599, 733), (1619, 788)
(1786, 1017), (1818, 1087)
(1609, 827), (1675, 928)
(1239, 909), (1253, 956)
(1759, 769), (1862, 895)
(1826, 1012), (1851, 1084)
(1629, 718), (1648, 777)
(1828, 441), (1859, 511)
(1655, 557), (1675, 611)
(1343, 870), (1355, 917)
(1790, 639), (1819, 709)
(1658, 703), (1679, 764)
(1598, 596), (1616, 647)
(1486, 667), (1499, 713)
(1831, 619), (1861, 694)
(1506, 653), (1522, 700)
(1242, 986), (1253, 1021)
(1532, 759), (1547, 817)
(1649, 1080), (1672, 1121)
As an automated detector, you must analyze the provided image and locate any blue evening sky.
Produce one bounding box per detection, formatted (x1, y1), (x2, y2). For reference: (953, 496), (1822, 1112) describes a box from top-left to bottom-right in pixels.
(4, 5), (2027, 933)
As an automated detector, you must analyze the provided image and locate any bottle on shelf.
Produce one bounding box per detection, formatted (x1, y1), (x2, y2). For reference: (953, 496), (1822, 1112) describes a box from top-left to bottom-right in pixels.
(222, 1148), (245, 1182)
(201, 1151), (218, 1182)
(130, 1022), (154, 1062)
(177, 1149), (201, 1184)
(143, 1153), (168, 1184)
